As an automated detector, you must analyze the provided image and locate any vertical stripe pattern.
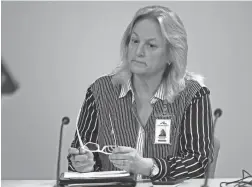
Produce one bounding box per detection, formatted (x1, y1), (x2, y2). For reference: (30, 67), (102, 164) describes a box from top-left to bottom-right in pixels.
(67, 75), (214, 181)
(135, 126), (145, 180)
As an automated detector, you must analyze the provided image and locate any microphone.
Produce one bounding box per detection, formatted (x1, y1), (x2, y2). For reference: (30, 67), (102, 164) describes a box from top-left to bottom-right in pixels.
(201, 108), (222, 187)
(213, 109), (222, 129)
(214, 108), (222, 117)
(55, 116), (70, 187)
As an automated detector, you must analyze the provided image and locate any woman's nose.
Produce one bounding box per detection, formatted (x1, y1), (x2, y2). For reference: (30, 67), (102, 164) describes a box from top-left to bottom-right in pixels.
(136, 44), (145, 57)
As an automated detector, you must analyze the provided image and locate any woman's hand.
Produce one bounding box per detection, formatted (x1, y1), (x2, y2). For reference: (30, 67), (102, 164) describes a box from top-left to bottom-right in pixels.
(68, 146), (95, 173)
(109, 146), (153, 176)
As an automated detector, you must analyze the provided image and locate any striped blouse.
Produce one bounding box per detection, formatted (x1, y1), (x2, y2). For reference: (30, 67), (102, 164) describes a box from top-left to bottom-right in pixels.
(67, 77), (213, 181)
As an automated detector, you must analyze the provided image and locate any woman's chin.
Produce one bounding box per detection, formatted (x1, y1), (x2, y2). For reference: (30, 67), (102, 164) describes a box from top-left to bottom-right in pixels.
(130, 67), (147, 75)
(130, 65), (147, 75)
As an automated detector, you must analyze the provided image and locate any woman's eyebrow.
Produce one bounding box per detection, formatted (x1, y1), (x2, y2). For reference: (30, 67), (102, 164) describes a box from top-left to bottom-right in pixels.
(131, 32), (157, 42)
(131, 32), (138, 37)
(147, 38), (157, 42)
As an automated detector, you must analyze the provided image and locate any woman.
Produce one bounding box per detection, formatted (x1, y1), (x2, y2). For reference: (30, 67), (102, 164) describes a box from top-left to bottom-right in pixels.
(67, 5), (214, 181)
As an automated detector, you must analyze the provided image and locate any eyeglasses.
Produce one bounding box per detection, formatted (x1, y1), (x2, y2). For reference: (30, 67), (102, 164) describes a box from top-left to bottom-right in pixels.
(76, 113), (117, 155)
(81, 142), (116, 155)
(220, 170), (252, 187)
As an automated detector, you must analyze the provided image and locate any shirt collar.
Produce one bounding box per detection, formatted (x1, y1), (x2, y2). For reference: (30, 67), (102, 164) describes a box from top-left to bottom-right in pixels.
(119, 76), (166, 104)
(151, 81), (166, 103)
(119, 78), (133, 99)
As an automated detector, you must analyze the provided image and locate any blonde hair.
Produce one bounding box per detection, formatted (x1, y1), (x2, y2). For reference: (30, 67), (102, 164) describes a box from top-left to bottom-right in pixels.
(111, 5), (204, 103)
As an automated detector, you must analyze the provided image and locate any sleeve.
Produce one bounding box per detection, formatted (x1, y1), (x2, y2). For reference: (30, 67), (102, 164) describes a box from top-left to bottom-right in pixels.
(67, 86), (102, 172)
(150, 87), (214, 181)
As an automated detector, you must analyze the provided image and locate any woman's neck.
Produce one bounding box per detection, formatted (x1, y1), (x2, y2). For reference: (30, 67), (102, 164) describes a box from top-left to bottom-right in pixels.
(132, 71), (164, 100)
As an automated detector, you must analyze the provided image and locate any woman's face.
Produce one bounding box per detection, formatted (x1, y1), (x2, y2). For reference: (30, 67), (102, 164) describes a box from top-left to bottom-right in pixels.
(127, 18), (168, 77)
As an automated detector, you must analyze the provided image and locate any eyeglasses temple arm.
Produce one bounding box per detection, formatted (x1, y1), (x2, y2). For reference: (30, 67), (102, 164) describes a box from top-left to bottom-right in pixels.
(109, 114), (117, 147)
(76, 109), (85, 149)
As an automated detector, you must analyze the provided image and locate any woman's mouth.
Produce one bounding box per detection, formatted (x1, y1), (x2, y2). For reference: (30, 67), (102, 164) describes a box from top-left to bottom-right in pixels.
(132, 60), (146, 65)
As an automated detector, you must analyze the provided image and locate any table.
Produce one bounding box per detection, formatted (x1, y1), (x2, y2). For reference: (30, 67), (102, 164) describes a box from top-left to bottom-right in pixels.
(0, 178), (245, 187)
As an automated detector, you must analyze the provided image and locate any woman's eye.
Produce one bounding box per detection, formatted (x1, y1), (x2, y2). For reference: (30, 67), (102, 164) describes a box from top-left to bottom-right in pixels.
(148, 44), (157, 48)
(131, 38), (139, 44)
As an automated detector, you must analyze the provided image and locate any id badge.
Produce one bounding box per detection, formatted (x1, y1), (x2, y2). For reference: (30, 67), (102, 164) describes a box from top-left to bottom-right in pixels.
(154, 119), (171, 144)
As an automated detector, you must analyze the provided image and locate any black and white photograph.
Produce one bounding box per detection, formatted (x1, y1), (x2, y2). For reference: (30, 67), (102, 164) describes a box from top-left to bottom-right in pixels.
(1, 1), (252, 187)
